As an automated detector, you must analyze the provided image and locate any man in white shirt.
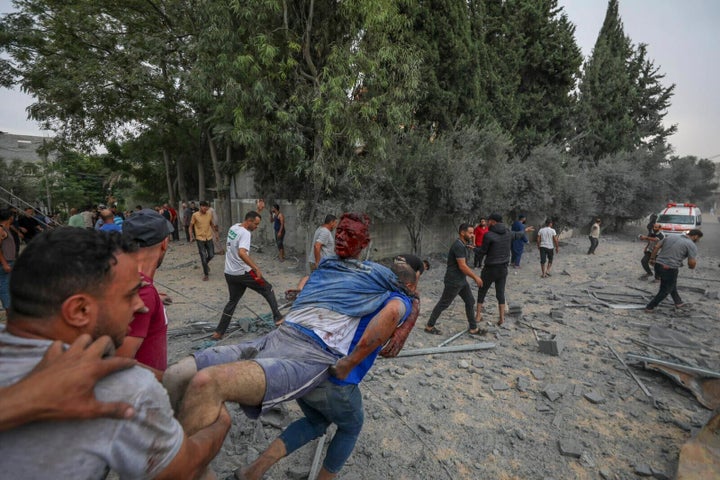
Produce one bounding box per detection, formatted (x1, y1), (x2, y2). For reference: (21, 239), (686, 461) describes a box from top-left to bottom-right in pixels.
(210, 211), (283, 340)
(536, 219), (559, 278)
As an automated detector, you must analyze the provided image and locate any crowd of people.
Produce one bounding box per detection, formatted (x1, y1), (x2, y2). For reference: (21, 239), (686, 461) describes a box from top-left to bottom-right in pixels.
(0, 202), (705, 479)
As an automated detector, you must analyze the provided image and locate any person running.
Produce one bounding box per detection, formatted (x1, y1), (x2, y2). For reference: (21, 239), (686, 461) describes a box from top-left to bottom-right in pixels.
(209, 211), (283, 341)
(644, 229), (703, 312)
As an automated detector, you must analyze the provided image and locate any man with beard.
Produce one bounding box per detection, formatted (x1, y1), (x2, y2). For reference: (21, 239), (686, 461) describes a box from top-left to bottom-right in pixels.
(0, 228), (229, 479)
(423, 223), (483, 335)
(475, 213), (534, 330)
(116, 209), (174, 375)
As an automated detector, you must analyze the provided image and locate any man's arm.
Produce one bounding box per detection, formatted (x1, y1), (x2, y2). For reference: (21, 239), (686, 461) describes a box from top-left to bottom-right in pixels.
(278, 213), (285, 236)
(379, 296), (419, 358)
(313, 241), (323, 265)
(0, 335), (136, 431)
(0, 241), (10, 273)
(458, 257), (482, 288)
(688, 258), (697, 269)
(238, 247), (263, 279)
(553, 234), (559, 252)
(188, 214), (195, 241)
(648, 240), (663, 264)
(330, 299), (406, 379)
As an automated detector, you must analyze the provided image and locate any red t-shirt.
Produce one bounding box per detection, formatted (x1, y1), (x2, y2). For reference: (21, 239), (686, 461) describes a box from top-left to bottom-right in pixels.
(474, 225), (489, 247)
(128, 273), (168, 371)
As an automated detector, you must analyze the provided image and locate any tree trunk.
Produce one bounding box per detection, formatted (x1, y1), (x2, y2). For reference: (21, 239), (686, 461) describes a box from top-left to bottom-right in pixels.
(176, 155), (187, 202)
(216, 144), (233, 236)
(162, 148), (175, 204)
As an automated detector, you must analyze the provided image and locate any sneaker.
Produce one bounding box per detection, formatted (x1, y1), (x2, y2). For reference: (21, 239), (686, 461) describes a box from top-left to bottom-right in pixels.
(674, 303), (686, 308)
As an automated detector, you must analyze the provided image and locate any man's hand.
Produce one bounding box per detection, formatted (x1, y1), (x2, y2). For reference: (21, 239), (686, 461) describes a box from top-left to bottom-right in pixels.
(380, 297), (419, 358)
(328, 357), (354, 380)
(28, 335), (137, 422)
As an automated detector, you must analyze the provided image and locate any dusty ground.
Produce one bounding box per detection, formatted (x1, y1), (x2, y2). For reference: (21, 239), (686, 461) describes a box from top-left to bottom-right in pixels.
(158, 223), (720, 480)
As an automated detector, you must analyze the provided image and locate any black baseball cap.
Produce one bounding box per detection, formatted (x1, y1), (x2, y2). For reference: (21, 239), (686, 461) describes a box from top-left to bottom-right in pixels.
(123, 209), (174, 247)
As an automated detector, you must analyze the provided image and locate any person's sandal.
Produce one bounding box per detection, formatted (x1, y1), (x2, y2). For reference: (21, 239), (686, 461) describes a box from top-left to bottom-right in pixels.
(424, 326), (442, 335)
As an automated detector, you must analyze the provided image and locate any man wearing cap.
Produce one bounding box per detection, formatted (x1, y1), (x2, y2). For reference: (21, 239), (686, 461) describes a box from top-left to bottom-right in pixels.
(117, 209), (173, 374)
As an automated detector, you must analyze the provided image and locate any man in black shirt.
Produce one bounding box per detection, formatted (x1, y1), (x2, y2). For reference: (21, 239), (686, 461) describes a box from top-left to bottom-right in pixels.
(17, 208), (43, 244)
(424, 223), (483, 335)
(476, 213), (534, 329)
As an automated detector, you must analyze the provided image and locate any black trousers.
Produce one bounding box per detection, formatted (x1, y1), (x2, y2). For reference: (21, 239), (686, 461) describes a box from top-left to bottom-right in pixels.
(215, 271), (282, 335)
(476, 264), (508, 305)
(426, 282), (476, 330)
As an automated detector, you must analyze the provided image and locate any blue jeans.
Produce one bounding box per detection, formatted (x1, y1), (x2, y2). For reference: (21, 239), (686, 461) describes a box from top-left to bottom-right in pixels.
(280, 381), (364, 474)
(0, 261), (12, 310)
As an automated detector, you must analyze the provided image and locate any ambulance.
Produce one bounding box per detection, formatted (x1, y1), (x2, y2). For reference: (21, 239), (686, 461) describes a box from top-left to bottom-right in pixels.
(655, 203), (702, 235)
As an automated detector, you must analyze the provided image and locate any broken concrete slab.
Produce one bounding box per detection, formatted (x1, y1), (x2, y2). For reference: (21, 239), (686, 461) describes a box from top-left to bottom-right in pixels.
(558, 439), (583, 458)
(538, 334), (564, 356)
(543, 384), (565, 402)
(584, 391), (606, 404)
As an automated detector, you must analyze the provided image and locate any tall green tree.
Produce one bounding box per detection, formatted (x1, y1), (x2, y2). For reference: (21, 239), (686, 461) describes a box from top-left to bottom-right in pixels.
(573, 0), (675, 163)
(481, 0), (582, 154)
(403, 0), (485, 132)
(0, 0), (198, 204)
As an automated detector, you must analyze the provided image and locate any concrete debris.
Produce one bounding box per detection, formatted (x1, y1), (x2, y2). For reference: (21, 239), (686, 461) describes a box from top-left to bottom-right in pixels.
(558, 439), (583, 458)
(584, 391), (605, 404)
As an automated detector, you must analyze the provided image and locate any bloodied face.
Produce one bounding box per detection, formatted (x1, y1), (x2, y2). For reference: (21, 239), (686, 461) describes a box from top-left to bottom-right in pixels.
(334, 215), (370, 259)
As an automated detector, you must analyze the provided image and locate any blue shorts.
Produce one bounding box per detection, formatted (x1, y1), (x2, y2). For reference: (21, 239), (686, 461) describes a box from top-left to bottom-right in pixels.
(193, 323), (341, 418)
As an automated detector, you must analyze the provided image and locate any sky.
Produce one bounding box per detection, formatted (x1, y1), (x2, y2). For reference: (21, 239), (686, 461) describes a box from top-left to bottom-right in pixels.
(1, 0), (719, 160)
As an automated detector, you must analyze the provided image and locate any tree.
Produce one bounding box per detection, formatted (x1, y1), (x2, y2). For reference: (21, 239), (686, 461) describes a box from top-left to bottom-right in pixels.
(402, 0), (485, 132)
(663, 156), (718, 208)
(572, 0), (675, 163)
(481, 0), (582, 154)
(0, 0), (199, 205)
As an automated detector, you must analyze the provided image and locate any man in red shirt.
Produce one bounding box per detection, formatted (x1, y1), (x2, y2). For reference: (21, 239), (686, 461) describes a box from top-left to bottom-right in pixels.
(473, 218), (489, 268)
(117, 209), (174, 377)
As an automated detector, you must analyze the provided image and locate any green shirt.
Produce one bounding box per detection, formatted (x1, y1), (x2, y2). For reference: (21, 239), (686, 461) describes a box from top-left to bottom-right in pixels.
(68, 214), (85, 228)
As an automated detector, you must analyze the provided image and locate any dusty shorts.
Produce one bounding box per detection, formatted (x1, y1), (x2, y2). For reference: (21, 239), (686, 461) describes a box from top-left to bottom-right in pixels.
(193, 323), (341, 418)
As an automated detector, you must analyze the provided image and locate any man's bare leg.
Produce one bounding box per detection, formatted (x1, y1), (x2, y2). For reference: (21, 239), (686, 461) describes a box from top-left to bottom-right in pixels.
(475, 303), (483, 325)
(163, 356), (199, 413)
(179, 360), (266, 435)
(498, 303), (505, 326)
